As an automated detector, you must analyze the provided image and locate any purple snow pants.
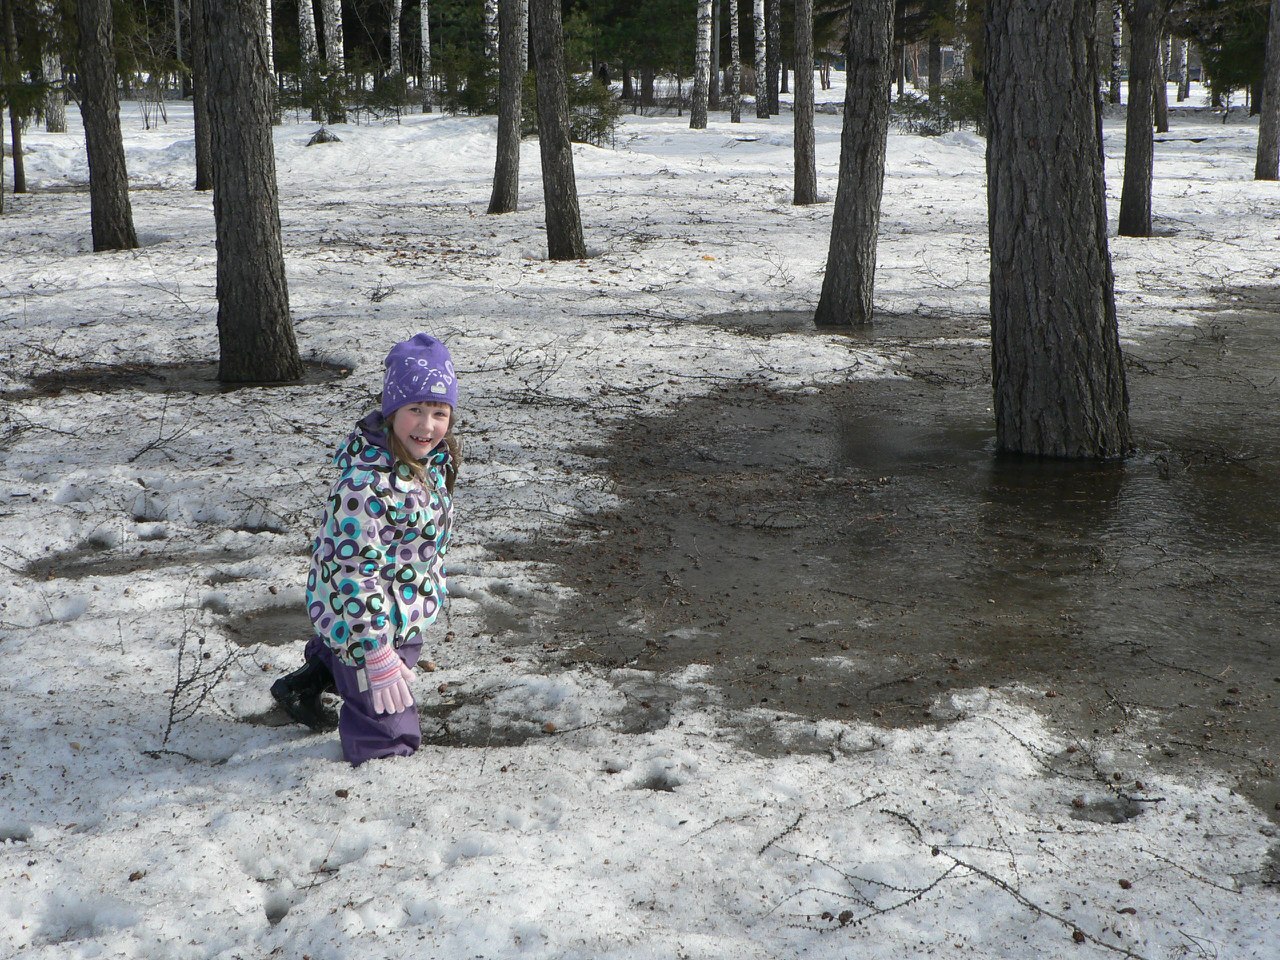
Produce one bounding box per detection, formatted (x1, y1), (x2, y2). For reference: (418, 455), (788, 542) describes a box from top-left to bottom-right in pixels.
(304, 636), (422, 766)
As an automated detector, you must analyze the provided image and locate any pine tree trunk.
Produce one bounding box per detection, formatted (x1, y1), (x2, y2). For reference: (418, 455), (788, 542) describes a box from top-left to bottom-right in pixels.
(753, 0), (768, 117)
(792, 0), (816, 204)
(420, 0), (432, 111)
(529, 0), (586, 259)
(0, 102), (5, 215)
(986, 0), (1131, 459)
(488, 0), (523, 212)
(691, 0), (712, 128)
(1154, 35), (1169, 133)
(1109, 0), (1123, 104)
(37, 0), (66, 132)
(766, 0), (780, 114)
(3, 0), (25, 193)
(320, 0), (346, 122)
(200, 0), (304, 383)
(813, 0), (892, 327)
(390, 0), (403, 77)
(76, 0), (139, 251)
(953, 0), (968, 78)
(1118, 0), (1165, 238)
(896, 40), (905, 98)
(729, 0), (742, 122)
(1258, 0), (1280, 179)
(192, 0), (213, 190)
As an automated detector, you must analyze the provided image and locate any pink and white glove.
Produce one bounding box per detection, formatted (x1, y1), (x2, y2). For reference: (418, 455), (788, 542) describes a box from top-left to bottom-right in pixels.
(364, 643), (415, 715)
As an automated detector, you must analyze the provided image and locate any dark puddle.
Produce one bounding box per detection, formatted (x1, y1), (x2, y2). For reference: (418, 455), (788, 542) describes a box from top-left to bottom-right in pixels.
(25, 528), (292, 581)
(0, 359), (349, 400)
(215, 602), (312, 648)
(504, 291), (1280, 823)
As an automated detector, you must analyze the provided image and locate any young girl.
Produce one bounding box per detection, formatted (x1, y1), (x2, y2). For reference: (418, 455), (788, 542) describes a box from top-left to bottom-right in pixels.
(271, 333), (457, 765)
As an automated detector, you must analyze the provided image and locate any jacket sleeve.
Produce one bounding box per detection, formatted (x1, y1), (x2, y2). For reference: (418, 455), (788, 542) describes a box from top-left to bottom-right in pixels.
(307, 470), (396, 667)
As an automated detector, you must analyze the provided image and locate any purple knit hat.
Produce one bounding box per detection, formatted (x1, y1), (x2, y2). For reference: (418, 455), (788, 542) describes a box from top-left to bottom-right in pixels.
(381, 333), (457, 417)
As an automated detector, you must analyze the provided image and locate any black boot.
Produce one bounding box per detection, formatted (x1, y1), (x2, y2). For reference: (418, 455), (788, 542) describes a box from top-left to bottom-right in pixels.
(270, 658), (338, 732)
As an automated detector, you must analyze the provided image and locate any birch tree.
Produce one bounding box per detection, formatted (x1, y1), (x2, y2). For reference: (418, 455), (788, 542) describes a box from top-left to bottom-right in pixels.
(420, 0), (432, 110)
(389, 0), (403, 76)
(753, 0), (768, 117)
(530, 0), (586, 259)
(76, 0), (138, 251)
(264, 0), (280, 123)
(1109, 0), (1123, 104)
(793, 0), (816, 204)
(729, 0), (742, 122)
(488, 0), (524, 212)
(813, 0), (893, 327)
(37, 0), (65, 132)
(1258, 0), (1280, 179)
(485, 0), (499, 62)
(1118, 0), (1168, 237)
(986, 0), (1131, 459)
(766, 0), (780, 114)
(320, 0), (345, 122)
(1170, 34), (1186, 101)
(200, 0), (304, 383)
(691, 0), (712, 128)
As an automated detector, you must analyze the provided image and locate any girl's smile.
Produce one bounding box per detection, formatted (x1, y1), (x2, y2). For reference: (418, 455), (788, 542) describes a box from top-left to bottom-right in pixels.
(390, 402), (452, 460)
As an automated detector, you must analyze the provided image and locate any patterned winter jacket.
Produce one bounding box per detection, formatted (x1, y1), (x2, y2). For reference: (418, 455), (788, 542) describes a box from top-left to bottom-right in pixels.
(306, 412), (453, 668)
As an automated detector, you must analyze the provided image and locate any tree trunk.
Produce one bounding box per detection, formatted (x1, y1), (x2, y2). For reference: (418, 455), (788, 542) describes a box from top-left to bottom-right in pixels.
(320, 0), (346, 122)
(1169, 31), (1184, 101)
(263, 0), (280, 124)
(529, 0), (586, 259)
(297, 0), (324, 121)
(76, 0), (139, 251)
(1177, 40), (1190, 101)
(753, 0), (768, 116)
(953, 0), (969, 79)
(710, 0), (721, 107)
(484, 0), (499, 63)
(1258, 0), (1280, 179)
(622, 63), (633, 101)
(420, 0), (432, 111)
(986, 0), (1131, 459)
(928, 34), (942, 102)
(692, 0), (712, 128)
(37, 0), (66, 132)
(192, 0), (213, 190)
(1154, 34), (1169, 132)
(896, 40), (905, 97)
(389, 0), (403, 77)
(813, 0), (892, 327)
(1108, 0), (1123, 104)
(766, 0), (780, 114)
(793, 0), (816, 204)
(729, 0), (742, 122)
(641, 67), (654, 106)
(488, 0), (523, 212)
(4, 0), (25, 193)
(1118, 0), (1165, 238)
(200, 0), (304, 383)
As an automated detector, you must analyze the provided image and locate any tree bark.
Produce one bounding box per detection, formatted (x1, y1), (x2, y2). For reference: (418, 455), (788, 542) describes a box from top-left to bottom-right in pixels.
(200, 0), (304, 383)
(76, 0), (138, 251)
(753, 0), (768, 116)
(729, 0), (742, 122)
(985, 0), (1131, 459)
(766, 0), (780, 114)
(692, 0), (712, 128)
(1118, 0), (1165, 238)
(484, 0), (499, 63)
(1177, 39), (1190, 101)
(529, 0), (586, 259)
(488, 0), (524, 212)
(1108, 0), (1123, 104)
(389, 0), (403, 77)
(192, 0), (213, 190)
(1257, 0), (1280, 179)
(37, 0), (66, 132)
(710, 0), (721, 107)
(1154, 34), (1169, 133)
(793, 0), (816, 204)
(297, 0), (324, 120)
(263, 0), (280, 124)
(420, 0), (432, 111)
(4, 0), (25, 193)
(813, 0), (892, 327)
(320, 0), (346, 122)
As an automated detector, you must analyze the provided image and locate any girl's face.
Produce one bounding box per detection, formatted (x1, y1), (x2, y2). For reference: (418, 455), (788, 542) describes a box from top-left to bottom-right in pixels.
(389, 402), (452, 460)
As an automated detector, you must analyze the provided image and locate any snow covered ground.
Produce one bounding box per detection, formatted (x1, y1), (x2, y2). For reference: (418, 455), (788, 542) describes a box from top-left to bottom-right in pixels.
(1, 78), (1277, 958)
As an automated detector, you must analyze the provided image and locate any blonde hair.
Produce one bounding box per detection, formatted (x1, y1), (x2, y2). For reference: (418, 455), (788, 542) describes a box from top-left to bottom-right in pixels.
(384, 408), (459, 492)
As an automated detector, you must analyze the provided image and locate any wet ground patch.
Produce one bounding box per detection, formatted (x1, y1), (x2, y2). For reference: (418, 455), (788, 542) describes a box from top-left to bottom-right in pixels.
(0, 359), (349, 400)
(502, 293), (1280, 821)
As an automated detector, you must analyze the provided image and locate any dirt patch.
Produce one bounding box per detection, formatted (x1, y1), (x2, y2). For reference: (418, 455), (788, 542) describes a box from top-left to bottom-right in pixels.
(497, 295), (1280, 823)
(0, 359), (349, 400)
